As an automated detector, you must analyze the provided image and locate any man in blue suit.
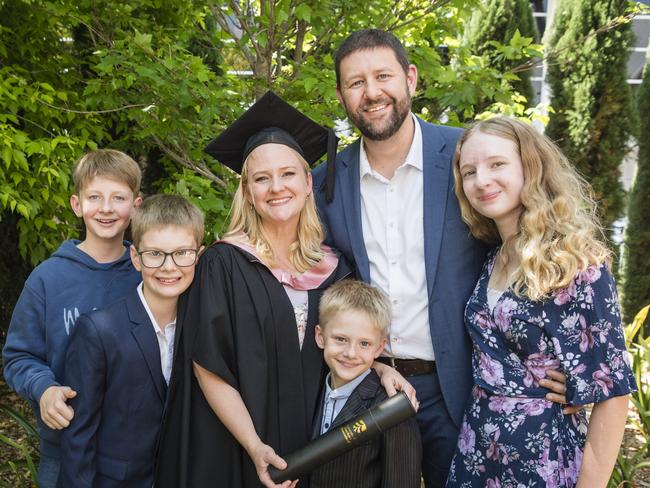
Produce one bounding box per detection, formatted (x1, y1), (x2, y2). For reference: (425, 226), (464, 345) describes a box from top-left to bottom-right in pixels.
(313, 29), (568, 487)
(313, 29), (484, 487)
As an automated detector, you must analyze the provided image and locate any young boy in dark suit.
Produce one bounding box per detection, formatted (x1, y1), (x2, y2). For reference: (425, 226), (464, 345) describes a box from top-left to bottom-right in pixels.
(58, 194), (204, 487)
(312, 280), (422, 488)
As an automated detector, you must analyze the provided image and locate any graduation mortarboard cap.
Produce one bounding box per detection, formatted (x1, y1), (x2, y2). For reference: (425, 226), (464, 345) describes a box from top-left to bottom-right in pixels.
(204, 91), (339, 202)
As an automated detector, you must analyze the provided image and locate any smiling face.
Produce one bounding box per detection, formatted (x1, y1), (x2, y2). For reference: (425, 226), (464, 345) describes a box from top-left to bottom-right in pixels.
(70, 176), (141, 245)
(336, 47), (416, 141)
(244, 143), (312, 233)
(130, 225), (203, 308)
(316, 310), (387, 389)
(459, 131), (525, 240)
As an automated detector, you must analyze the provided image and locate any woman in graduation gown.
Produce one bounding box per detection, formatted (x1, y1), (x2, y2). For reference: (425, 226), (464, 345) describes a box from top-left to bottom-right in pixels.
(154, 92), (352, 488)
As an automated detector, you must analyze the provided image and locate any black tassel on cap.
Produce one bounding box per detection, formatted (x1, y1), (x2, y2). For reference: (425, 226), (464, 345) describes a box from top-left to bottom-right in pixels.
(325, 128), (338, 203)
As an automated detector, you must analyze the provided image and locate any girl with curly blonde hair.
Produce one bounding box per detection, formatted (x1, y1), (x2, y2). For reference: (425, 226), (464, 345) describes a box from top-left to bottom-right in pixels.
(445, 116), (635, 488)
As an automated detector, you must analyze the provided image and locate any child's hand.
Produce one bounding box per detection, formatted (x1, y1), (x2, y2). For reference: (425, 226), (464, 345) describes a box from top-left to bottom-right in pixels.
(39, 385), (77, 429)
(249, 441), (298, 488)
(373, 361), (420, 411)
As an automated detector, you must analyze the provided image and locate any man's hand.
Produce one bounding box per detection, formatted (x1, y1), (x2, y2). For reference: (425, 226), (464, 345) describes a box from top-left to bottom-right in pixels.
(540, 370), (582, 415)
(39, 385), (76, 429)
(373, 361), (419, 411)
(249, 441), (298, 488)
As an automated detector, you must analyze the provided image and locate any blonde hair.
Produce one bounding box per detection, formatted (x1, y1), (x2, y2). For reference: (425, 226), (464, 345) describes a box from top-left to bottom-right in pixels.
(453, 116), (611, 300)
(224, 146), (325, 273)
(319, 280), (391, 338)
(73, 149), (142, 196)
(131, 194), (205, 248)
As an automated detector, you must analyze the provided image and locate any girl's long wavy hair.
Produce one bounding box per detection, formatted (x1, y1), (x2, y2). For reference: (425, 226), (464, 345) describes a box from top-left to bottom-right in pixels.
(453, 116), (610, 300)
(224, 146), (325, 273)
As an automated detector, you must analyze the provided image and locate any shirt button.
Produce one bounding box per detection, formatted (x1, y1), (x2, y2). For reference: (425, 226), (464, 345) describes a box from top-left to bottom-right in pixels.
(392, 337), (399, 343)
(390, 260), (396, 266)
(324, 423), (329, 429)
(392, 299), (398, 304)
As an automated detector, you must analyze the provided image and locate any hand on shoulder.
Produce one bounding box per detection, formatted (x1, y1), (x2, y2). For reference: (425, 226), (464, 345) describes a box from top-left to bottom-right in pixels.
(373, 361), (419, 411)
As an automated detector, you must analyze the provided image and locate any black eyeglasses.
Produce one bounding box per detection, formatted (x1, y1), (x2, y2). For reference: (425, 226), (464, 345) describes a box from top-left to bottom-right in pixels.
(137, 249), (199, 268)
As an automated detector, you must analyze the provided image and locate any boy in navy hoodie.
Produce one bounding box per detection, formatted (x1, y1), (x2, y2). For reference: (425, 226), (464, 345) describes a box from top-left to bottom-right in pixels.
(2, 149), (142, 488)
(58, 194), (204, 487)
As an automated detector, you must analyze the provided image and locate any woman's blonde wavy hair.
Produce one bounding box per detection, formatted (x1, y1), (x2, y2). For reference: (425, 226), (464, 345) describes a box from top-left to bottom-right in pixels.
(224, 145), (325, 273)
(453, 116), (611, 301)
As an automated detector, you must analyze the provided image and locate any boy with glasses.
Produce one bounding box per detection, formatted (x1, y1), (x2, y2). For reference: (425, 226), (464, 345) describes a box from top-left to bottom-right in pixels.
(58, 194), (204, 488)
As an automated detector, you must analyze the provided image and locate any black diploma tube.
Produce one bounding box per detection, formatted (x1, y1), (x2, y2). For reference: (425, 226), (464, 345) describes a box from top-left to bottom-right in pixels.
(269, 391), (416, 483)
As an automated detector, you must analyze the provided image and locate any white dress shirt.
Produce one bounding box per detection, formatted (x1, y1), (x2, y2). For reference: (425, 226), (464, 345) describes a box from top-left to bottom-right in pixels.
(137, 283), (176, 384)
(359, 113), (435, 360)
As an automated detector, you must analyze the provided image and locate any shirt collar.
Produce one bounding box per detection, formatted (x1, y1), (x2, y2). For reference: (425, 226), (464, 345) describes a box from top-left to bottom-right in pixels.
(136, 282), (176, 335)
(324, 368), (371, 401)
(359, 113), (423, 179)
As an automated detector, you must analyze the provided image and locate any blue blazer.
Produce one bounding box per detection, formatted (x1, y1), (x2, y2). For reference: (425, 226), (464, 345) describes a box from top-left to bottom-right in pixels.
(59, 290), (166, 488)
(313, 117), (487, 426)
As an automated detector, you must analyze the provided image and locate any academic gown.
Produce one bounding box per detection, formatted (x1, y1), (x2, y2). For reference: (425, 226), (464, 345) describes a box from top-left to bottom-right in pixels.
(154, 242), (352, 488)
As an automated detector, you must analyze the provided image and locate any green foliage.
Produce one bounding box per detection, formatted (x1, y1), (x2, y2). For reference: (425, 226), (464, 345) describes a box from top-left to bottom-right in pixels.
(464, 0), (538, 107)
(626, 306), (650, 440)
(206, 0), (547, 126)
(622, 41), (650, 325)
(160, 169), (236, 243)
(610, 447), (650, 487)
(0, 0), (547, 270)
(610, 305), (650, 486)
(0, 404), (39, 487)
(545, 0), (636, 236)
(0, 0), (241, 265)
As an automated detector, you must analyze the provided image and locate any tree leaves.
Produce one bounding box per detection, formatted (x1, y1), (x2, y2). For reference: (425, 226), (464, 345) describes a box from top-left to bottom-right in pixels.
(1, 0), (554, 265)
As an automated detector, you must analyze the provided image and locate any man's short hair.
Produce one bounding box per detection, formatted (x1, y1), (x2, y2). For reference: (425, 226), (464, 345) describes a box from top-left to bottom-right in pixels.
(319, 280), (391, 337)
(334, 29), (410, 87)
(131, 194), (205, 248)
(72, 149), (142, 196)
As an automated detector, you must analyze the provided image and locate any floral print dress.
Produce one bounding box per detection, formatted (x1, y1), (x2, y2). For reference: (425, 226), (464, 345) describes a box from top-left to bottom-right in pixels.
(446, 250), (636, 488)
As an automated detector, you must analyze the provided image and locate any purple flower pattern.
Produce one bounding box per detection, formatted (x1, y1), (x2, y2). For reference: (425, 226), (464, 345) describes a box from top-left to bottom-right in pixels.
(446, 250), (636, 487)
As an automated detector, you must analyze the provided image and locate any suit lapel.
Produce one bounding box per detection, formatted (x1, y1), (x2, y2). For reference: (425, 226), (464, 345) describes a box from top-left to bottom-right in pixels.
(330, 370), (381, 430)
(421, 118), (453, 300)
(127, 293), (167, 402)
(338, 142), (371, 282)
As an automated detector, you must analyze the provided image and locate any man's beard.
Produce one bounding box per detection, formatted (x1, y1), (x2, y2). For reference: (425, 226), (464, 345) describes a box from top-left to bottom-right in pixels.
(345, 90), (411, 141)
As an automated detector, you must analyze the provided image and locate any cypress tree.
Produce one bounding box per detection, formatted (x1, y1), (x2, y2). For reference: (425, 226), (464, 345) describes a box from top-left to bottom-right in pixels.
(622, 42), (650, 325)
(545, 0), (635, 236)
(465, 0), (538, 105)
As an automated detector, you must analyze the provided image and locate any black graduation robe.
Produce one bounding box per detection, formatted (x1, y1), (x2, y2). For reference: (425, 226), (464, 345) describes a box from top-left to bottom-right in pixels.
(154, 242), (352, 488)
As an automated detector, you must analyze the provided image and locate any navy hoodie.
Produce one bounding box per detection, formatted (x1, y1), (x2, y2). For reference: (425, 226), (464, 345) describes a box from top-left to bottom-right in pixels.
(2, 239), (141, 457)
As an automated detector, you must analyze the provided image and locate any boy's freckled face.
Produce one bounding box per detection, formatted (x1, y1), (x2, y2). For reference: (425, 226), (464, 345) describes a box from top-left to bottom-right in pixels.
(315, 310), (387, 390)
(70, 176), (141, 243)
(130, 225), (203, 305)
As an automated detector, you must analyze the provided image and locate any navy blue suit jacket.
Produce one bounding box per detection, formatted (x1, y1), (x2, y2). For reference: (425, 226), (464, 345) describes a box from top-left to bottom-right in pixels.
(59, 290), (166, 487)
(313, 117), (487, 426)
